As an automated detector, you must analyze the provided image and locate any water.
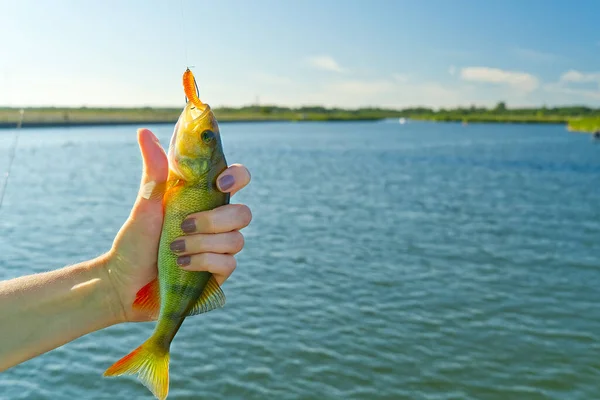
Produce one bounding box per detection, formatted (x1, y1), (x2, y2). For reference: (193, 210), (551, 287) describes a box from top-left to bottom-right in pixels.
(0, 120), (599, 399)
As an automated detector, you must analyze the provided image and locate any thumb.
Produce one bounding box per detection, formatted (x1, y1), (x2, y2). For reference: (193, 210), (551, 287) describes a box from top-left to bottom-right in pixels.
(114, 128), (168, 249)
(137, 128), (168, 203)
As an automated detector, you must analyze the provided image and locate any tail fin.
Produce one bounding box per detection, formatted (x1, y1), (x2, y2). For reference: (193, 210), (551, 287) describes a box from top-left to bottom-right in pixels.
(103, 338), (170, 400)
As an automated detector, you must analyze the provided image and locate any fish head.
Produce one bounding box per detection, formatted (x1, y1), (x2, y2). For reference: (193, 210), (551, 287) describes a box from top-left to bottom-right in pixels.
(167, 102), (225, 183)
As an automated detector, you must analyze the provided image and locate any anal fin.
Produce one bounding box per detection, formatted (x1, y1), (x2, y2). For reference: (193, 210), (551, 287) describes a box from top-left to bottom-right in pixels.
(186, 275), (226, 317)
(132, 278), (160, 319)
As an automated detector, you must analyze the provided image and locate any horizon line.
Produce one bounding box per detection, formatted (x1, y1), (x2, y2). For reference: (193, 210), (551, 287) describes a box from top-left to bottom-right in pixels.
(2, 103), (600, 111)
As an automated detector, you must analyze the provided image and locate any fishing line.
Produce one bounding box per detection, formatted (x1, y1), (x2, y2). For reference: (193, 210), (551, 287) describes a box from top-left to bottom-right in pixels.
(0, 109), (24, 210)
(179, 0), (189, 67)
(178, 0), (197, 104)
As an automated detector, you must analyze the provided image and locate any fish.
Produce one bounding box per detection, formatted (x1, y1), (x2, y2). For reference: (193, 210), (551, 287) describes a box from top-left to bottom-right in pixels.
(103, 68), (230, 399)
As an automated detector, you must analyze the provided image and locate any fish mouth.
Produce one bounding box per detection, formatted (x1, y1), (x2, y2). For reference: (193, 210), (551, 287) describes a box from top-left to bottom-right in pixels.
(181, 67), (212, 132)
(186, 103), (212, 122)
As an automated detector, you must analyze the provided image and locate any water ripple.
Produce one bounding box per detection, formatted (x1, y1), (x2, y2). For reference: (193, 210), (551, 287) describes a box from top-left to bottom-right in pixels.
(1, 122), (599, 399)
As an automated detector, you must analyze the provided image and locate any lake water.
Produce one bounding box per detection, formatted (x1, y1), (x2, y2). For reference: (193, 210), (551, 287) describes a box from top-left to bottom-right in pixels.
(0, 120), (599, 399)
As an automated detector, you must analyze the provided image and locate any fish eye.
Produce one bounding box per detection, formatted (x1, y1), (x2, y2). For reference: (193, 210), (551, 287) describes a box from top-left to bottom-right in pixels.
(201, 130), (216, 144)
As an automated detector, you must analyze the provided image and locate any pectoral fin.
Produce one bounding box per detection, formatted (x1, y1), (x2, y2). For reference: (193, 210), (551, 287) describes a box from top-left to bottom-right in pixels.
(186, 275), (226, 316)
(132, 278), (160, 319)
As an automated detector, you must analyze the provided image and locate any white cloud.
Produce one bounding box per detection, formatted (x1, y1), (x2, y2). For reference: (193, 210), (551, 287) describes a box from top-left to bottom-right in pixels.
(303, 76), (479, 109)
(448, 65), (457, 76)
(542, 69), (600, 101)
(559, 69), (600, 84)
(306, 55), (345, 73)
(460, 67), (539, 92)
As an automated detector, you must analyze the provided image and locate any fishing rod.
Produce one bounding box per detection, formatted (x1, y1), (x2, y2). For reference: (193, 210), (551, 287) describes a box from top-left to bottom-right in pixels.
(0, 108), (24, 210)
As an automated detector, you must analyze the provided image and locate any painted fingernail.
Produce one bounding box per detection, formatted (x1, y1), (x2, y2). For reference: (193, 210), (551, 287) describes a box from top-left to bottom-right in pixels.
(177, 255), (191, 267)
(181, 218), (196, 233)
(218, 174), (235, 191)
(170, 239), (185, 253)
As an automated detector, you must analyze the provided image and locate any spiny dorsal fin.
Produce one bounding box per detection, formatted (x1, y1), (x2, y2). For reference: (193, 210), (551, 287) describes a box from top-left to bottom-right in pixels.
(186, 275), (226, 316)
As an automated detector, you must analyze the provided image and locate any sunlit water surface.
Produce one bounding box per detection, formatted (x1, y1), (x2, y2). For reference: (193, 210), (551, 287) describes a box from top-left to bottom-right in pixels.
(0, 120), (599, 399)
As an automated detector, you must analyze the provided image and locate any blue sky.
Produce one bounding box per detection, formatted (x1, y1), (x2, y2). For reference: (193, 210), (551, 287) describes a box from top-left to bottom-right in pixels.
(1, 0), (599, 109)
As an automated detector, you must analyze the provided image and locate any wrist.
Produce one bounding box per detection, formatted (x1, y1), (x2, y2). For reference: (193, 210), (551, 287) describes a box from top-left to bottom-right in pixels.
(87, 253), (127, 326)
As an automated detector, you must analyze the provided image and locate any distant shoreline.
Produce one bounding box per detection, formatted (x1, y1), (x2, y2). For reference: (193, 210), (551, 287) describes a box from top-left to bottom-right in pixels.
(0, 106), (598, 133)
(0, 116), (592, 132)
(0, 107), (386, 130)
(0, 118), (386, 130)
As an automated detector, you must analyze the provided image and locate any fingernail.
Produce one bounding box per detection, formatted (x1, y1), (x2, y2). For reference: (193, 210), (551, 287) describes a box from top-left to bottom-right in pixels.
(181, 218), (196, 233)
(218, 174), (235, 191)
(177, 255), (191, 267)
(170, 239), (185, 253)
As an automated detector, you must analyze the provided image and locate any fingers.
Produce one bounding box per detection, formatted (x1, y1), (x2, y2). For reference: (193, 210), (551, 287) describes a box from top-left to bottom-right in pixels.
(138, 128), (168, 185)
(181, 204), (252, 234)
(169, 163), (251, 285)
(170, 231), (245, 256)
(176, 253), (237, 285)
(136, 129), (169, 206)
(171, 228), (245, 285)
(216, 164), (251, 196)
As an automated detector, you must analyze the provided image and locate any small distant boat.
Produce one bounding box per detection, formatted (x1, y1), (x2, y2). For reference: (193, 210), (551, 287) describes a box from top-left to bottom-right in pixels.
(399, 118), (406, 124)
(593, 131), (600, 141)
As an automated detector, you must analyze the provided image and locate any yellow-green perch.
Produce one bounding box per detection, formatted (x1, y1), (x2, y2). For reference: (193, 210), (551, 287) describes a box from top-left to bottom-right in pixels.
(103, 69), (230, 399)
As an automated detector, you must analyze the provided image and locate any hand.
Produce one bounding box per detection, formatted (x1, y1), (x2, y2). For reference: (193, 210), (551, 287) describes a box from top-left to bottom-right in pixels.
(104, 128), (252, 323)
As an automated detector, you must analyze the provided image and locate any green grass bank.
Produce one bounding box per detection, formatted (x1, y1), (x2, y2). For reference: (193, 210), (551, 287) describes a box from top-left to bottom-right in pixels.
(1, 103), (600, 132)
(0, 106), (391, 128)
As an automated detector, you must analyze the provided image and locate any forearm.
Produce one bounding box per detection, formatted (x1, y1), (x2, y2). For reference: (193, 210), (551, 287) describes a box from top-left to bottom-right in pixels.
(0, 255), (123, 371)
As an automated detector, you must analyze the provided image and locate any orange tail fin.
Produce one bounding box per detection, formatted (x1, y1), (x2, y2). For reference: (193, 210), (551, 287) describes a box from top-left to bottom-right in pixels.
(104, 338), (170, 400)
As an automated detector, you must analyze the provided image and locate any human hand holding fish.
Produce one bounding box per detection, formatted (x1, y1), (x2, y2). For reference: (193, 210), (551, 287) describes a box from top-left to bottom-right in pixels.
(107, 127), (252, 324)
(100, 69), (252, 399)
(0, 131), (251, 373)
(0, 129), (252, 371)
(1, 69), (249, 399)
